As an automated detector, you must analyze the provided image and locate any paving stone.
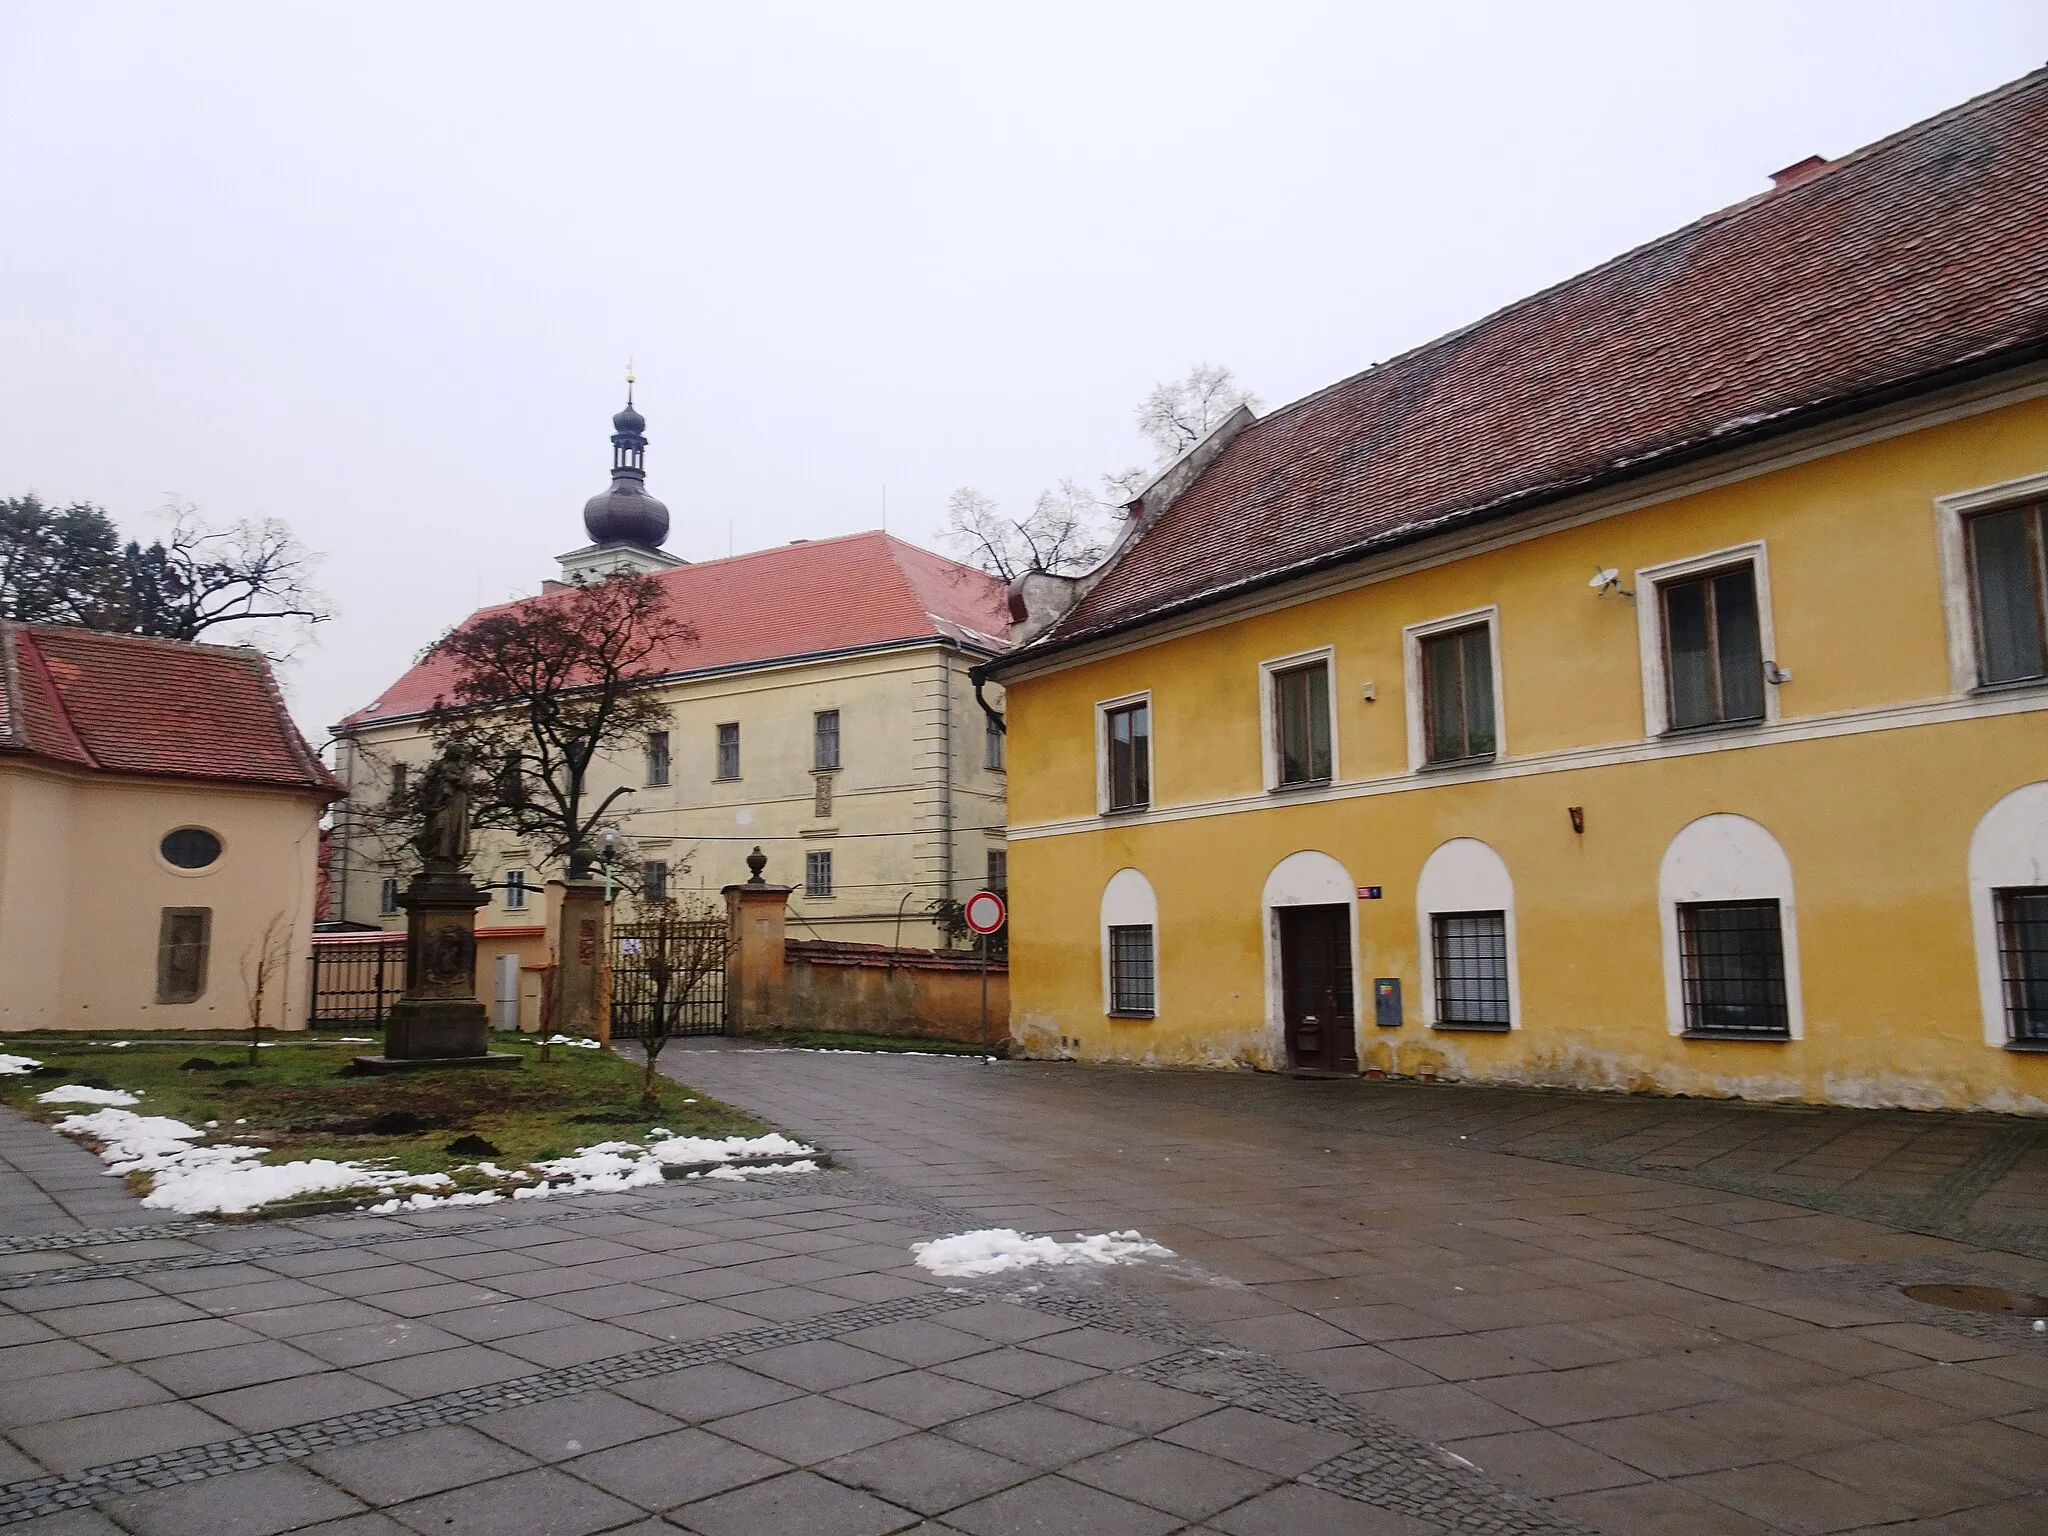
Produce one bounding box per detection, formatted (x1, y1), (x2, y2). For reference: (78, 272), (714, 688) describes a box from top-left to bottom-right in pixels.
(1675, 1461), (1908, 1534)
(85, 1317), (265, 1363)
(2, 1510), (131, 1534)
(709, 1395), (914, 1464)
(932, 1347), (1100, 1398)
(936, 1304), (1078, 1345)
(355, 1343), (537, 1396)
(431, 1299), (587, 1343)
(817, 1432), (1035, 1516)
(563, 1427), (789, 1510)
(842, 1318), (998, 1368)
(1443, 1426), (1652, 1497)
(479, 1388), (684, 1462)
(306, 1424), (539, 1504)
(295, 1320), (470, 1368)
(942, 1473), (1183, 1536)
(617, 1303), (764, 1343)
(1552, 1480), (1781, 1535)
(102, 1462), (366, 1536)
(495, 1320), (653, 1369)
(941, 1401), (1137, 1469)
(611, 1362), (803, 1423)
(389, 1466), (644, 1536)
(194, 1370), (409, 1433)
(1062, 1438), (1281, 1521)
(0, 1366), (169, 1427)
(671, 1468), (916, 1536)
(1158, 1406), (1358, 1477)
(134, 1339), (329, 1396)
(828, 1371), (1015, 1430)
(7, 1401), (240, 1474)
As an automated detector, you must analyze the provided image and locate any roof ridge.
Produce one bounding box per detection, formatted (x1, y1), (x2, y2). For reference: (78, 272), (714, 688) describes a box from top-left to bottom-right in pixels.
(14, 628), (100, 769)
(0, 623), (25, 753)
(240, 644), (344, 793)
(1240, 64), (2048, 447)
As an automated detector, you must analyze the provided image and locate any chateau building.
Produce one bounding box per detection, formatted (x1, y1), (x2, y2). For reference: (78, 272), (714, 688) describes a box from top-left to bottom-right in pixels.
(330, 397), (1008, 1028)
(986, 69), (2048, 1114)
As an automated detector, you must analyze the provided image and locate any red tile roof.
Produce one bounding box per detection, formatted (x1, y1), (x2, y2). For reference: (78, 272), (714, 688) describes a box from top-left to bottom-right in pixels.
(0, 623), (343, 796)
(1030, 67), (2048, 654)
(343, 531), (1009, 727)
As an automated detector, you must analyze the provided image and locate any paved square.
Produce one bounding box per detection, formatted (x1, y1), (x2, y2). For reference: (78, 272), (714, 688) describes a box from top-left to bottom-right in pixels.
(1, 1040), (2044, 1533)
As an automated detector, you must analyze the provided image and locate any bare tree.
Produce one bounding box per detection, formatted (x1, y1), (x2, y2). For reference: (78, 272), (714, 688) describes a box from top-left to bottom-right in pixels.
(615, 893), (735, 1109)
(241, 913), (294, 1067)
(1135, 363), (1261, 464)
(419, 571), (697, 875)
(124, 504), (331, 652)
(940, 364), (1260, 581)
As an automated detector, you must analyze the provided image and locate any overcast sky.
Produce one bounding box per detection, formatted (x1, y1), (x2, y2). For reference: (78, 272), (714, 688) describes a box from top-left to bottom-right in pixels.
(5, 2), (2045, 742)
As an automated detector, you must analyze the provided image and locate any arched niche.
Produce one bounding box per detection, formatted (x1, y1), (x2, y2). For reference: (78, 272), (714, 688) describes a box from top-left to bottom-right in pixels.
(1968, 782), (2048, 1047)
(1657, 813), (1803, 1039)
(1416, 838), (1520, 1030)
(1100, 868), (1159, 1018)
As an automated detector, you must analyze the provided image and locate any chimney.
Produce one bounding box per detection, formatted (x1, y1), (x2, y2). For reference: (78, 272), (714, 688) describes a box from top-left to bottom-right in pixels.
(1770, 155), (1829, 190)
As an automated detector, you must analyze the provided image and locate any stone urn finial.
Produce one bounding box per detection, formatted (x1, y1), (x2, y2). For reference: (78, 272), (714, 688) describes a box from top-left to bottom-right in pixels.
(745, 846), (768, 885)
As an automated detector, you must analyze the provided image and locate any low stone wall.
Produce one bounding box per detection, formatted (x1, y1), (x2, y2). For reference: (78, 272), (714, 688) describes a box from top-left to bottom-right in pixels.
(781, 939), (1009, 1046)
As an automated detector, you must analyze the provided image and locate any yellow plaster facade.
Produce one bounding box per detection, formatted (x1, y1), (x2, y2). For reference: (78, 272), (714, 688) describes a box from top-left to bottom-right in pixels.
(1000, 389), (2048, 1113)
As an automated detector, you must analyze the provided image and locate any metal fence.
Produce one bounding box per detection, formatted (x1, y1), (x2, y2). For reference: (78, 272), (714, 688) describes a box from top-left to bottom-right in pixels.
(608, 919), (729, 1038)
(307, 939), (408, 1026)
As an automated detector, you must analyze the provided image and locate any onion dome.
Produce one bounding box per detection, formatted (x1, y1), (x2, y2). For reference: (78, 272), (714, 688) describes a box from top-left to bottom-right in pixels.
(581, 390), (670, 549)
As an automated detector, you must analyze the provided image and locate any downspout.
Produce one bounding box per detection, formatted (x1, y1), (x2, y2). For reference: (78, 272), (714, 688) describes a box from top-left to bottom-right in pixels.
(334, 735), (354, 925)
(939, 643), (954, 916)
(970, 666), (1004, 736)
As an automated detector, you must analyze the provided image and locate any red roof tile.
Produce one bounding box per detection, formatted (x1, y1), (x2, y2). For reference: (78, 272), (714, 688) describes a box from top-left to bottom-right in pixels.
(344, 531), (1009, 727)
(0, 623), (343, 796)
(1036, 68), (2048, 653)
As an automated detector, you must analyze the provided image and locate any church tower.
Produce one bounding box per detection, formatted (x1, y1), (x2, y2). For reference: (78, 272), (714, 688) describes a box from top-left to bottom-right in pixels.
(556, 377), (687, 584)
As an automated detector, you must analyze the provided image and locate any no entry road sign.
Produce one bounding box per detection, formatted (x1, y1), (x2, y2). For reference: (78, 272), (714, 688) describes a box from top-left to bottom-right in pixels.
(964, 889), (1007, 935)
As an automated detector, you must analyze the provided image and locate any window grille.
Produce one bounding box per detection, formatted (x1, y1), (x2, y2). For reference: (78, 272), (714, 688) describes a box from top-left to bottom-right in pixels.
(814, 710), (841, 770)
(503, 870), (527, 910)
(1272, 660), (1332, 786)
(1109, 924), (1155, 1016)
(646, 731), (670, 787)
(156, 908), (211, 1004)
(1105, 701), (1150, 811)
(642, 860), (668, 902)
(1421, 625), (1497, 764)
(1663, 566), (1764, 729)
(1677, 899), (1790, 1037)
(1995, 887), (2048, 1044)
(1431, 910), (1510, 1027)
(1968, 504), (2048, 685)
(805, 850), (833, 898)
(716, 723), (740, 780)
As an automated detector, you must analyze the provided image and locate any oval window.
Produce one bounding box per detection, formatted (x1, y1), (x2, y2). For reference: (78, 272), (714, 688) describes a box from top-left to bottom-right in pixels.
(161, 827), (223, 870)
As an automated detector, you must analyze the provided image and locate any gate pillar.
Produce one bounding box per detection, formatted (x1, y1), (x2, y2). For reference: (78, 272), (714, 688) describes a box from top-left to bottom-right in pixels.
(723, 848), (792, 1036)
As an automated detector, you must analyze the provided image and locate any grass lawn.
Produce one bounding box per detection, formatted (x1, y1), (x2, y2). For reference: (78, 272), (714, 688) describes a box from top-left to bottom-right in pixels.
(741, 1028), (998, 1056)
(0, 1030), (772, 1182)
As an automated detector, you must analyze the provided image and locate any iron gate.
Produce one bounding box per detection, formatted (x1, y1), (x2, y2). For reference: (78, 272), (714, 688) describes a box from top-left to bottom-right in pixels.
(608, 918), (730, 1038)
(307, 938), (408, 1026)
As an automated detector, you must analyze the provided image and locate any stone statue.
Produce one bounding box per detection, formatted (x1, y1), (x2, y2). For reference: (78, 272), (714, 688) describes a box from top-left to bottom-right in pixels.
(413, 751), (472, 868)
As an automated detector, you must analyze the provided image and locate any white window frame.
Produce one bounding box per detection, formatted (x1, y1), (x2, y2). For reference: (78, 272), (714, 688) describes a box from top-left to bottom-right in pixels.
(503, 869), (527, 910)
(378, 876), (400, 915)
(1415, 838), (1521, 1031)
(1935, 470), (2048, 695)
(1402, 607), (1506, 774)
(1095, 690), (1154, 816)
(804, 849), (834, 899)
(1258, 646), (1339, 792)
(1100, 867), (1159, 1018)
(1635, 542), (1780, 737)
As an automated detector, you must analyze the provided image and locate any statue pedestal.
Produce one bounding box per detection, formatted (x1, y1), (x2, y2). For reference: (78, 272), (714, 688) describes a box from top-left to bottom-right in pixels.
(356, 864), (520, 1073)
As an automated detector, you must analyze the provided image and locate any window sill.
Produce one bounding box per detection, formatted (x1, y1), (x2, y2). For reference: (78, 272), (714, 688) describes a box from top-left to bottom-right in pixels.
(1416, 754), (1497, 775)
(713, 776), (742, 784)
(1101, 803), (1150, 817)
(1431, 1021), (1510, 1033)
(1107, 1011), (1155, 1021)
(811, 765), (841, 776)
(2003, 1039), (2048, 1053)
(1660, 717), (1766, 741)
(1972, 676), (2048, 697)
(1269, 778), (1333, 795)
(1681, 1030), (1791, 1042)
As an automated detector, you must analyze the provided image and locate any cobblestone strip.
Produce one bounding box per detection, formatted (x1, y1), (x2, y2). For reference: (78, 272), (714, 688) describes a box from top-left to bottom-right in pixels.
(0, 1178), (833, 1292)
(0, 1288), (979, 1526)
(0, 1221), (217, 1256)
(1010, 1276), (1585, 1534)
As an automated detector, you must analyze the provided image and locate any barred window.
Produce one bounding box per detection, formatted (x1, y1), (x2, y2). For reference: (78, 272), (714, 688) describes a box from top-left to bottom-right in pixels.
(814, 710), (841, 770)
(716, 723), (740, 780)
(1431, 911), (1510, 1028)
(642, 860), (668, 903)
(986, 849), (1007, 893)
(1109, 925), (1155, 1016)
(1995, 888), (2048, 1044)
(805, 850), (833, 898)
(1677, 900), (1790, 1037)
(646, 731), (670, 787)
(156, 907), (211, 1004)
(503, 870), (527, 910)
(379, 876), (400, 915)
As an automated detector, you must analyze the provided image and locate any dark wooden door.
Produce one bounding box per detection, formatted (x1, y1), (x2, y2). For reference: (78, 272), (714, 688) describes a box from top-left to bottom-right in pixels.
(1278, 904), (1357, 1073)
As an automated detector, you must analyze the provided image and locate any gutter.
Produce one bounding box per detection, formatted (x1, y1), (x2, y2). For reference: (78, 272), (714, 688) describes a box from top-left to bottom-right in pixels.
(984, 333), (2048, 679)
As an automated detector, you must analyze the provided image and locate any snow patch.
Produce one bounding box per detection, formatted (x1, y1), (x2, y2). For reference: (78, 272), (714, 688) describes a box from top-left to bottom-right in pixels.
(687, 1160), (819, 1181)
(910, 1228), (1174, 1278)
(0, 1054), (44, 1076)
(38, 1086), (141, 1106)
(542, 1035), (602, 1049)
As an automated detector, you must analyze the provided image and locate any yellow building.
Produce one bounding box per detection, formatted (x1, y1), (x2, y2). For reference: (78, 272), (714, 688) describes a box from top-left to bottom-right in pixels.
(331, 400), (1010, 1030)
(985, 70), (2048, 1114)
(1, 624), (342, 1032)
